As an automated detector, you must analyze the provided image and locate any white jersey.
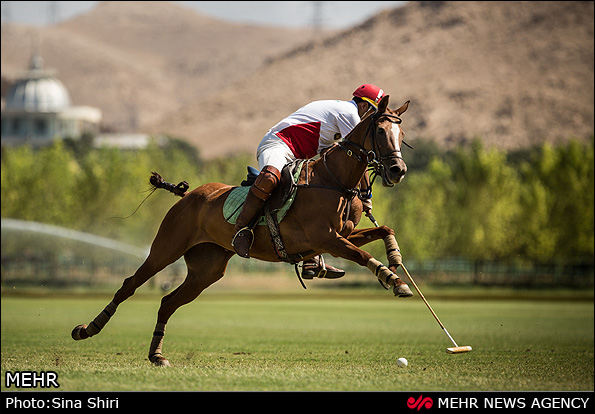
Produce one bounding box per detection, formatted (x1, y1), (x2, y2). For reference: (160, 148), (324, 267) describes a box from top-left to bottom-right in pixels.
(260, 99), (361, 162)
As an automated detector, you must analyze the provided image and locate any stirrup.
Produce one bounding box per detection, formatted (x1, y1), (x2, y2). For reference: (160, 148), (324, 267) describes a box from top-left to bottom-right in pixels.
(232, 227), (254, 257)
(232, 226), (254, 244)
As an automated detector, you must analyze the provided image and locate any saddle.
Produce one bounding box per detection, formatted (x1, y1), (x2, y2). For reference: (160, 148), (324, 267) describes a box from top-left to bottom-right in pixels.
(224, 160), (314, 265)
(223, 159), (305, 226)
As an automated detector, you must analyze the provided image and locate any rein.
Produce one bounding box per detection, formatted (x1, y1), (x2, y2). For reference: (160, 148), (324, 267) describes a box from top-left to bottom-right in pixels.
(297, 111), (405, 197)
(296, 156), (360, 199)
(337, 111), (404, 191)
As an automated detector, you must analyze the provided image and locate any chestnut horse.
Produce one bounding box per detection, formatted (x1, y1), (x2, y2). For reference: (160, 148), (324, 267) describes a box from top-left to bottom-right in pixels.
(72, 95), (412, 367)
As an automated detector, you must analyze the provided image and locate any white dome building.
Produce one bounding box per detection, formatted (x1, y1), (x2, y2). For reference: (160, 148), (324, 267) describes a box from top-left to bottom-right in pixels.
(1, 53), (102, 147)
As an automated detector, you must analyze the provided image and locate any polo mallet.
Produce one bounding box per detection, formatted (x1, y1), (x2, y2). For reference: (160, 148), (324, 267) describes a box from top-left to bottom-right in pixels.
(367, 213), (472, 354)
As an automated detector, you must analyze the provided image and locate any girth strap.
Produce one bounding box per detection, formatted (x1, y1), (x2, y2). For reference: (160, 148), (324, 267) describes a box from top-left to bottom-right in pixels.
(264, 206), (313, 265)
(264, 206), (314, 290)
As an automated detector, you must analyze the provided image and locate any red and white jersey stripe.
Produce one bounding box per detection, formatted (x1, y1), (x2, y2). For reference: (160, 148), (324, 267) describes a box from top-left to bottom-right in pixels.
(267, 99), (361, 159)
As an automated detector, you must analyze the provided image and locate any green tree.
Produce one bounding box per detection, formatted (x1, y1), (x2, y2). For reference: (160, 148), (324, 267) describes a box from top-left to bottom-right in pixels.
(517, 139), (594, 262)
(2, 136), (592, 268)
(386, 158), (453, 261)
(1, 141), (79, 226)
(446, 140), (523, 261)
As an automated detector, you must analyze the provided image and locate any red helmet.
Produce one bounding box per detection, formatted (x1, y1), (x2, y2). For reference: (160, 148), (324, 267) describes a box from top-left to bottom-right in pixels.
(352, 84), (385, 108)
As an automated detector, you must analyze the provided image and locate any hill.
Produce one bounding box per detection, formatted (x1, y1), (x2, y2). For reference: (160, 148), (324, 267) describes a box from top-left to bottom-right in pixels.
(0, 1), (314, 133)
(152, 1), (594, 158)
(2, 1), (593, 159)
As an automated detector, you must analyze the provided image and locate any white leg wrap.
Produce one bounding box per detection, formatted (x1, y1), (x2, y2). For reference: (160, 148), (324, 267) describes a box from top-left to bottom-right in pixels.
(383, 235), (402, 267)
(149, 322), (167, 358)
(367, 258), (399, 287)
(86, 301), (117, 336)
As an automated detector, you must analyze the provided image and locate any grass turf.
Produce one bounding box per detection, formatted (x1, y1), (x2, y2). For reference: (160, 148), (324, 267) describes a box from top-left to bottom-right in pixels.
(1, 289), (593, 391)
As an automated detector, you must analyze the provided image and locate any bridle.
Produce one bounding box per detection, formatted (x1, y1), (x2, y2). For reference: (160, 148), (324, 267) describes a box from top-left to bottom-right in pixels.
(298, 110), (410, 199)
(338, 111), (409, 189)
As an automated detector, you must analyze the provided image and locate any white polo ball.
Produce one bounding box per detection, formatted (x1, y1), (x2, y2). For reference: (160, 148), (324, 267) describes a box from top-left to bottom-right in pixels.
(397, 357), (408, 367)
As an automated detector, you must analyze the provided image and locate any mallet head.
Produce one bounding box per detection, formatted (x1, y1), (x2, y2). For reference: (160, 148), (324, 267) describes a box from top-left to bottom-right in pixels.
(446, 346), (472, 354)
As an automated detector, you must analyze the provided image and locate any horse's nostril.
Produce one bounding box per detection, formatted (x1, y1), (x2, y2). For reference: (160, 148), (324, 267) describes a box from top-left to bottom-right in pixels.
(390, 165), (404, 176)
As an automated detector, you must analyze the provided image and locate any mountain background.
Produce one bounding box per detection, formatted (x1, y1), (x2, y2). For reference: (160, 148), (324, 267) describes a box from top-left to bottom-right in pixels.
(1, 0), (593, 159)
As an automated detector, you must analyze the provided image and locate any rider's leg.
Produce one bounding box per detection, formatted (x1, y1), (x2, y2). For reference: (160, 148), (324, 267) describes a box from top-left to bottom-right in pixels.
(232, 165), (281, 258)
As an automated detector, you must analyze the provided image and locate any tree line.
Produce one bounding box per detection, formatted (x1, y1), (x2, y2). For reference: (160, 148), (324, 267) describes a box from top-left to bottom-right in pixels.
(1, 135), (593, 267)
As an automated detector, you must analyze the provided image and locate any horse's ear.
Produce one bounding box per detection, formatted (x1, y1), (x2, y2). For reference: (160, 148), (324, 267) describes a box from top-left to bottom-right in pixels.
(396, 100), (410, 116)
(378, 95), (390, 113)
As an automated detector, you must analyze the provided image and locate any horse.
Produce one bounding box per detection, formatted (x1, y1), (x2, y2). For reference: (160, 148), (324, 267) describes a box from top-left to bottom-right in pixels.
(72, 95), (413, 367)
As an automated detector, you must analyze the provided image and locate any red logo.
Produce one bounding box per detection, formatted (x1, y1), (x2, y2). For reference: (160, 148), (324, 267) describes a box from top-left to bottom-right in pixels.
(407, 395), (434, 410)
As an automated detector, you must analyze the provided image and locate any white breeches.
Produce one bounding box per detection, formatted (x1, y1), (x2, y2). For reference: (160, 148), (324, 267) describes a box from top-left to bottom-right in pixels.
(256, 132), (296, 172)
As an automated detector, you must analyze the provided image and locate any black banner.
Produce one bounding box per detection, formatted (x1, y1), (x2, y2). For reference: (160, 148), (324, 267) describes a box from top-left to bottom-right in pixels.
(1, 391), (593, 410)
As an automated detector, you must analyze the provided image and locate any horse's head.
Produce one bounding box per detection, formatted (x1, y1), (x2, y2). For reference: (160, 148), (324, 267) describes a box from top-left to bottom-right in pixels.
(361, 96), (410, 187)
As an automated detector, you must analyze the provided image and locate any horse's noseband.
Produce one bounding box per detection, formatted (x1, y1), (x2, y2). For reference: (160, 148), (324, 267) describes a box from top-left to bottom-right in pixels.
(338, 112), (406, 187)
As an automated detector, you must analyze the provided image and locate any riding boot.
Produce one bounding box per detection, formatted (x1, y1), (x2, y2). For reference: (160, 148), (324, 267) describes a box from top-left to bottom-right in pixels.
(232, 165), (281, 258)
(232, 191), (264, 258)
(302, 255), (346, 279)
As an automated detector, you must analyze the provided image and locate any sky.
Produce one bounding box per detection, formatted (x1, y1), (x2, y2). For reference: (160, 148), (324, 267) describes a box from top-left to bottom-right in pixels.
(1, 1), (406, 29)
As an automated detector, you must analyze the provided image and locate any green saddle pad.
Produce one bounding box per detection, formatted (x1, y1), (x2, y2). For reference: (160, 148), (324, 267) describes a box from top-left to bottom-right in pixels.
(223, 163), (303, 225)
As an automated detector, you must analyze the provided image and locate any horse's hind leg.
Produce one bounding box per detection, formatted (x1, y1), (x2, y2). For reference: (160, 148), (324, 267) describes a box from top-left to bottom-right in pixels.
(148, 243), (234, 367)
(72, 216), (193, 341)
(71, 253), (178, 341)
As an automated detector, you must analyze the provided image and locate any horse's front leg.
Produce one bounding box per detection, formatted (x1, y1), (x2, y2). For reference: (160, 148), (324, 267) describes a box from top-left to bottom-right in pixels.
(318, 232), (412, 298)
(346, 226), (403, 273)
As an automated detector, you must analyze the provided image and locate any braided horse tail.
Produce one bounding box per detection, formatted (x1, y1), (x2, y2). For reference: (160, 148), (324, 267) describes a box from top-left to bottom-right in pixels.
(150, 172), (189, 197)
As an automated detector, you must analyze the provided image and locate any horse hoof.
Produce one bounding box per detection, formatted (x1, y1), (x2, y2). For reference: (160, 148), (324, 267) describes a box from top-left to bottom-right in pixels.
(150, 355), (171, 367)
(71, 324), (89, 340)
(153, 358), (171, 367)
(393, 283), (413, 298)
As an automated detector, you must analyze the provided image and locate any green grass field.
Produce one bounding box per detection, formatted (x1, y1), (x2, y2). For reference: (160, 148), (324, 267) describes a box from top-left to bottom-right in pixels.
(1, 285), (593, 392)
